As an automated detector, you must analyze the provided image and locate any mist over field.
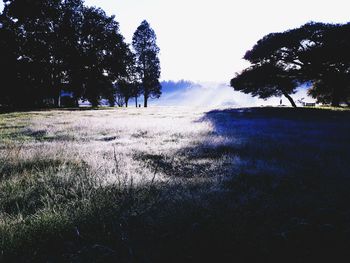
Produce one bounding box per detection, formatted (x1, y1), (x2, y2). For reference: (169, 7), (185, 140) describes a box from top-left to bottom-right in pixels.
(146, 81), (315, 108)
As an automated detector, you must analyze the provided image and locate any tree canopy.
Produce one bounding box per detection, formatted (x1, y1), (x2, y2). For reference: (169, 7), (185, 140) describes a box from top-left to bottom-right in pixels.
(231, 21), (350, 107)
(132, 20), (161, 107)
(115, 49), (141, 107)
(231, 64), (298, 107)
(0, 0), (156, 108)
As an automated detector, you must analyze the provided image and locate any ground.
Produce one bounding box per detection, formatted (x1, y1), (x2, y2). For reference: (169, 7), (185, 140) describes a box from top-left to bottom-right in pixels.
(1, 106), (350, 262)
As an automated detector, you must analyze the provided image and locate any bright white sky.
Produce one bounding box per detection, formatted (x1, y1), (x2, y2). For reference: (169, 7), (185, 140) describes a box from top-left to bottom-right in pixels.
(1, 0), (349, 82)
(83, 0), (349, 82)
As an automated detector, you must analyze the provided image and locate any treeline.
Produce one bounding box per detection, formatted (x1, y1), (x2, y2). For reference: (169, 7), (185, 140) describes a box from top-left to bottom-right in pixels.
(161, 80), (194, 93)
(0, 0), (161, 108)
(231, 22), (350, 107)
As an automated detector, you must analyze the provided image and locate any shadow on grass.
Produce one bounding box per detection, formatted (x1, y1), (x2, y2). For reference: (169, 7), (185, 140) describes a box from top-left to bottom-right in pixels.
(103, 107), (350, 262)
(203, 107), (350, 172)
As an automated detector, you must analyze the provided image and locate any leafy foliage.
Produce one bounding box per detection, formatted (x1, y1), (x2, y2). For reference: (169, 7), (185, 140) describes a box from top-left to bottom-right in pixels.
(232, 21), (350, 107)
(0, 0), (145, 108)
(231, 64), (298, 107)
(116, 49), (141, 107)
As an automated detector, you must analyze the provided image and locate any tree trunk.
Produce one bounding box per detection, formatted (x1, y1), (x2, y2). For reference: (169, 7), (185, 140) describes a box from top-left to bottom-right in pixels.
(125, 97), (129, 108)
(331, 88), (340, 107)
(54, 88), (61, 108)
(283, 92), (297, 108)
(144, 95), (148, 107)
(52, 62), (61, 108)
(331, 100), (340, 107)
(135, 96), (138, 107)
(58, 91), (61, 108)
(74, 97), (79, 108)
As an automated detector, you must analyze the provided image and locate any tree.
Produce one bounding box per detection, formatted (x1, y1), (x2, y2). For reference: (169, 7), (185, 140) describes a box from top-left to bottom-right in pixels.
(59, 0), (85, 107)
(0, 0), (129, 108)
(301, 23), (350, 106)
(2, 0), (65, 107)
(231, 23), (319, 108)
(236, 22), (350, 107)
(231, 64), (298, 107)
(132, 20), (161, 107)
(0, 8), (21, 107)
(115, 48), (141, 107)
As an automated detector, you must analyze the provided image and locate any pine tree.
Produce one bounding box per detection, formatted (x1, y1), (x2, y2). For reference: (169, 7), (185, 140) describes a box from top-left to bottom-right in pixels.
(132, 20), (161, 107)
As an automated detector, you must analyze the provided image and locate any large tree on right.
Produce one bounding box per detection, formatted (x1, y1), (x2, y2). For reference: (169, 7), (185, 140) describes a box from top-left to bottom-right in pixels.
(231, 22), (350, 107)
(231, 64), (298, 107)
(132, 20), (161, 107)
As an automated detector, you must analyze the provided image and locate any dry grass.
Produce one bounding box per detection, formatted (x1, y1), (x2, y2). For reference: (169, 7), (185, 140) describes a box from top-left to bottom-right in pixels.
(1, 106), (350, 262)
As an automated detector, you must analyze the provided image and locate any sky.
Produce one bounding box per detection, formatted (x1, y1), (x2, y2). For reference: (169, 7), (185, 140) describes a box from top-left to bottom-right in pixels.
(83, 0), (350, 82)
(1, 0), (349, 83)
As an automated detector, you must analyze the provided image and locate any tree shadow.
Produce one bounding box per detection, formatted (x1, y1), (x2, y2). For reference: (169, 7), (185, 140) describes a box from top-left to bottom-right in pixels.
(129, 107), (350, 262)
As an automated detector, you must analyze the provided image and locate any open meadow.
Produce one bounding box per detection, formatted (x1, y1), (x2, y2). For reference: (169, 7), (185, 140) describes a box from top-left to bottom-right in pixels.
(1, 106), (350, 262)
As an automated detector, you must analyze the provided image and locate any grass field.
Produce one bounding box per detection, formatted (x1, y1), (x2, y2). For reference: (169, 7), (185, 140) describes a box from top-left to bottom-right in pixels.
(1, 106), (350, 262)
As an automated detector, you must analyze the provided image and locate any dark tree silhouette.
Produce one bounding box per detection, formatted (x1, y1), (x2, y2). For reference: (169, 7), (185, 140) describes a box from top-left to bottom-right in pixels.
(132, 20), (161, 107)
(301, 23), (350, 106)
(2, 0), (64, 107)
(0, 8), (21, 107)
(77, 6), (125, 107)
(237, 22), (350, 107)
(59, 0), (85, 107)
(231, 64), (298, 107)
(116, 48), (141, 107)
(0, 0), (129, 108)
